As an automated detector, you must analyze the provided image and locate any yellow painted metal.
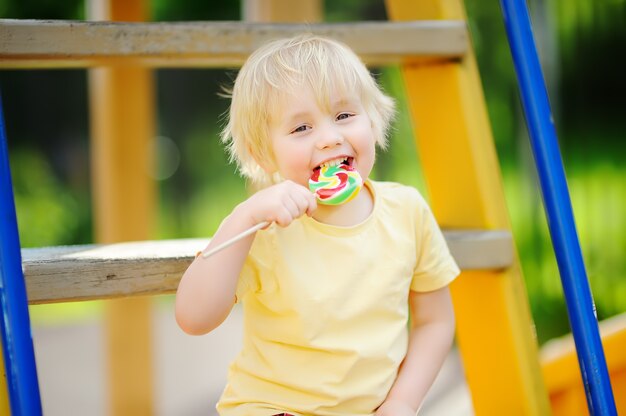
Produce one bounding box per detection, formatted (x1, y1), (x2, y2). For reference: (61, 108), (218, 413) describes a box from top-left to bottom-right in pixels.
(0, 347), (10, 414)
(88, 0), (155, 414)
(542, 313), (626, 415)
(385, 0), (551, 414)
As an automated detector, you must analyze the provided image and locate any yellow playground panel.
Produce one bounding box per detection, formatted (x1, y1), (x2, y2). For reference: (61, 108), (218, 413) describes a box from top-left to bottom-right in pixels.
(1, 0), (624, 414)
(542, 313), (626, 415)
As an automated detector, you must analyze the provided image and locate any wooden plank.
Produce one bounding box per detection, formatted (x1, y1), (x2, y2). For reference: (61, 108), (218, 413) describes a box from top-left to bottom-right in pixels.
(22, 231), (513, 305)
(0, 19), (467, 69)
(443, 229), (513, 270)
(23, 239), (201, 303)
(385, 0), (551, 414)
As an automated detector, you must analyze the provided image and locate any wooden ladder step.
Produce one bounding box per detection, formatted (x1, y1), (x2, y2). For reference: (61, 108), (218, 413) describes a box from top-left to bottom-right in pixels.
(0, 19), (467, 69)
(21, 230), (512, 304)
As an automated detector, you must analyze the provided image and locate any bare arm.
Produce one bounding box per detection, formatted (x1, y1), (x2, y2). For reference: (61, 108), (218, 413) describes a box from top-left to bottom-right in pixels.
(175, 180), (317, 335)
(376, 286), (456, 415)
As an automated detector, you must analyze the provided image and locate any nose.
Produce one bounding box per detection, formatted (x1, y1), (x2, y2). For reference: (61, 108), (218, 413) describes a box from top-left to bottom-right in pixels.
(315, 124), (344, 150)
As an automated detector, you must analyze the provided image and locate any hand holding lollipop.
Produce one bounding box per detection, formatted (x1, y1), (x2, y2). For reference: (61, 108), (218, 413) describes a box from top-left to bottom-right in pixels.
(201, 164), (363, 258)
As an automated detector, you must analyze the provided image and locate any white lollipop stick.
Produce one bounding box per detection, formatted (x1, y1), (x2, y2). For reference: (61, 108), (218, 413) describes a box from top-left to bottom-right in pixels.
(200, 221), (269, 259)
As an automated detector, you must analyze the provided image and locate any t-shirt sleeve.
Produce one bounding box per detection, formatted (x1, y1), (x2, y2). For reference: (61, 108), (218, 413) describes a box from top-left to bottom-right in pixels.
(235, 227), (273, 302)
(410, 192), (461, 292)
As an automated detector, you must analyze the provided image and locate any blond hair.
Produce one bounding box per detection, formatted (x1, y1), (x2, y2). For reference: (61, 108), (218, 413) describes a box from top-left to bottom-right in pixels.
(221, 34), (396, 184)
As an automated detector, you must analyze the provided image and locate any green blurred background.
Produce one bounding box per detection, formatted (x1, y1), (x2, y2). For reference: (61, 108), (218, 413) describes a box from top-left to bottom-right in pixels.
(1, 0), (624, 345)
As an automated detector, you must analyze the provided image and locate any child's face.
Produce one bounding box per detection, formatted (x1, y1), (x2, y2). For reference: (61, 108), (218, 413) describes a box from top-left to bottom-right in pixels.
(267, 88), (376, 190)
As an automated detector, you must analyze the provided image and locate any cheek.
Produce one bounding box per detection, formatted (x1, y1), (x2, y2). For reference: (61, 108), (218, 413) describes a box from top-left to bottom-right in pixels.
(354, 126), (376, 155)
(274, 144), (311, 177)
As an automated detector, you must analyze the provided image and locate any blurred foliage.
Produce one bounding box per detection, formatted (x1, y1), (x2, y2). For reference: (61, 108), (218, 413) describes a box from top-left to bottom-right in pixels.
(9, 150), (90, 247)
(1, 0), (625, 345)
(151, 0), (238, 21)
(0, 0), (83, 19)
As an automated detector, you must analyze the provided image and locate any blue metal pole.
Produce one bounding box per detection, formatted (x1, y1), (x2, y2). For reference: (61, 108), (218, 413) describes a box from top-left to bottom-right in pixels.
(0, 93), (43, 415)
(499, 1), (617, 414)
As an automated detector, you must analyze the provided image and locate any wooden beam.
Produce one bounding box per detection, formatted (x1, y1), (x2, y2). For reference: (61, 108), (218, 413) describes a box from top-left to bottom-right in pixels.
(0, 19), (467, 69)
(21, 231), (514, 305)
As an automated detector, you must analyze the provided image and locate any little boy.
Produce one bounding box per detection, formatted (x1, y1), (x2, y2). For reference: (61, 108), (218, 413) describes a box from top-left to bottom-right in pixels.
(176, 34), (460, 416)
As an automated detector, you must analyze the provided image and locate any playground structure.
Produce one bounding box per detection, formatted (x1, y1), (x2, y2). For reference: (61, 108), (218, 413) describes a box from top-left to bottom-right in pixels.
(0, 0), (624, 414)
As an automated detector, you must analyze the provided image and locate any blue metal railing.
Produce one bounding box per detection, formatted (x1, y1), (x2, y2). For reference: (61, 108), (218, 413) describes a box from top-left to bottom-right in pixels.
(0, 93), (43, 415)
(499, 0), (617, 414)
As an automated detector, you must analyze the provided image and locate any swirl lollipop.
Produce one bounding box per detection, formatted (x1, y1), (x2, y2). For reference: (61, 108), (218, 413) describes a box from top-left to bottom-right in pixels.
(309, 163), (363, 205)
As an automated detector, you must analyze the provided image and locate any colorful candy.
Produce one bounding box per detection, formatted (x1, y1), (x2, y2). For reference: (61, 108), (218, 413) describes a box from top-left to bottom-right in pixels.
(309, 164), (363, 205)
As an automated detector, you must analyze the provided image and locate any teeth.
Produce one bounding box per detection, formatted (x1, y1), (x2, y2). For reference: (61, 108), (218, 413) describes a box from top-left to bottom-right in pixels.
(320, 157), (348, 169)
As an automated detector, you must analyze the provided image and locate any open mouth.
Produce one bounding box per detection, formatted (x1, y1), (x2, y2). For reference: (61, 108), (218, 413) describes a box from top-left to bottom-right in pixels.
(313, 156), (354, 172)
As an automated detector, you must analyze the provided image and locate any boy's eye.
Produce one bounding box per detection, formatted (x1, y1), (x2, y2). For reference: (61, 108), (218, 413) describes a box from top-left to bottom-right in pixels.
(336, 113), (353, 121)
(291, 125), (310, 134)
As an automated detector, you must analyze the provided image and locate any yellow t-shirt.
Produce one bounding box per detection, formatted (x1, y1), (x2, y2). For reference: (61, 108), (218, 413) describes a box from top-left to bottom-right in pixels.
(216, 181), (460, 416)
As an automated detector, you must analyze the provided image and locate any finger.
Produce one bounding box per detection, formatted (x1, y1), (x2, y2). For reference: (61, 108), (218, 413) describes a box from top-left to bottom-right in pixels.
(290, 184), (314, 211)
(306, 191), (318, 215)
(289, 182), (317, 211)
(282, 194), (301, 219)
(274, 208), (293, 227)
(294, 187), (318, 216)
(290, 192), (312, 217)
